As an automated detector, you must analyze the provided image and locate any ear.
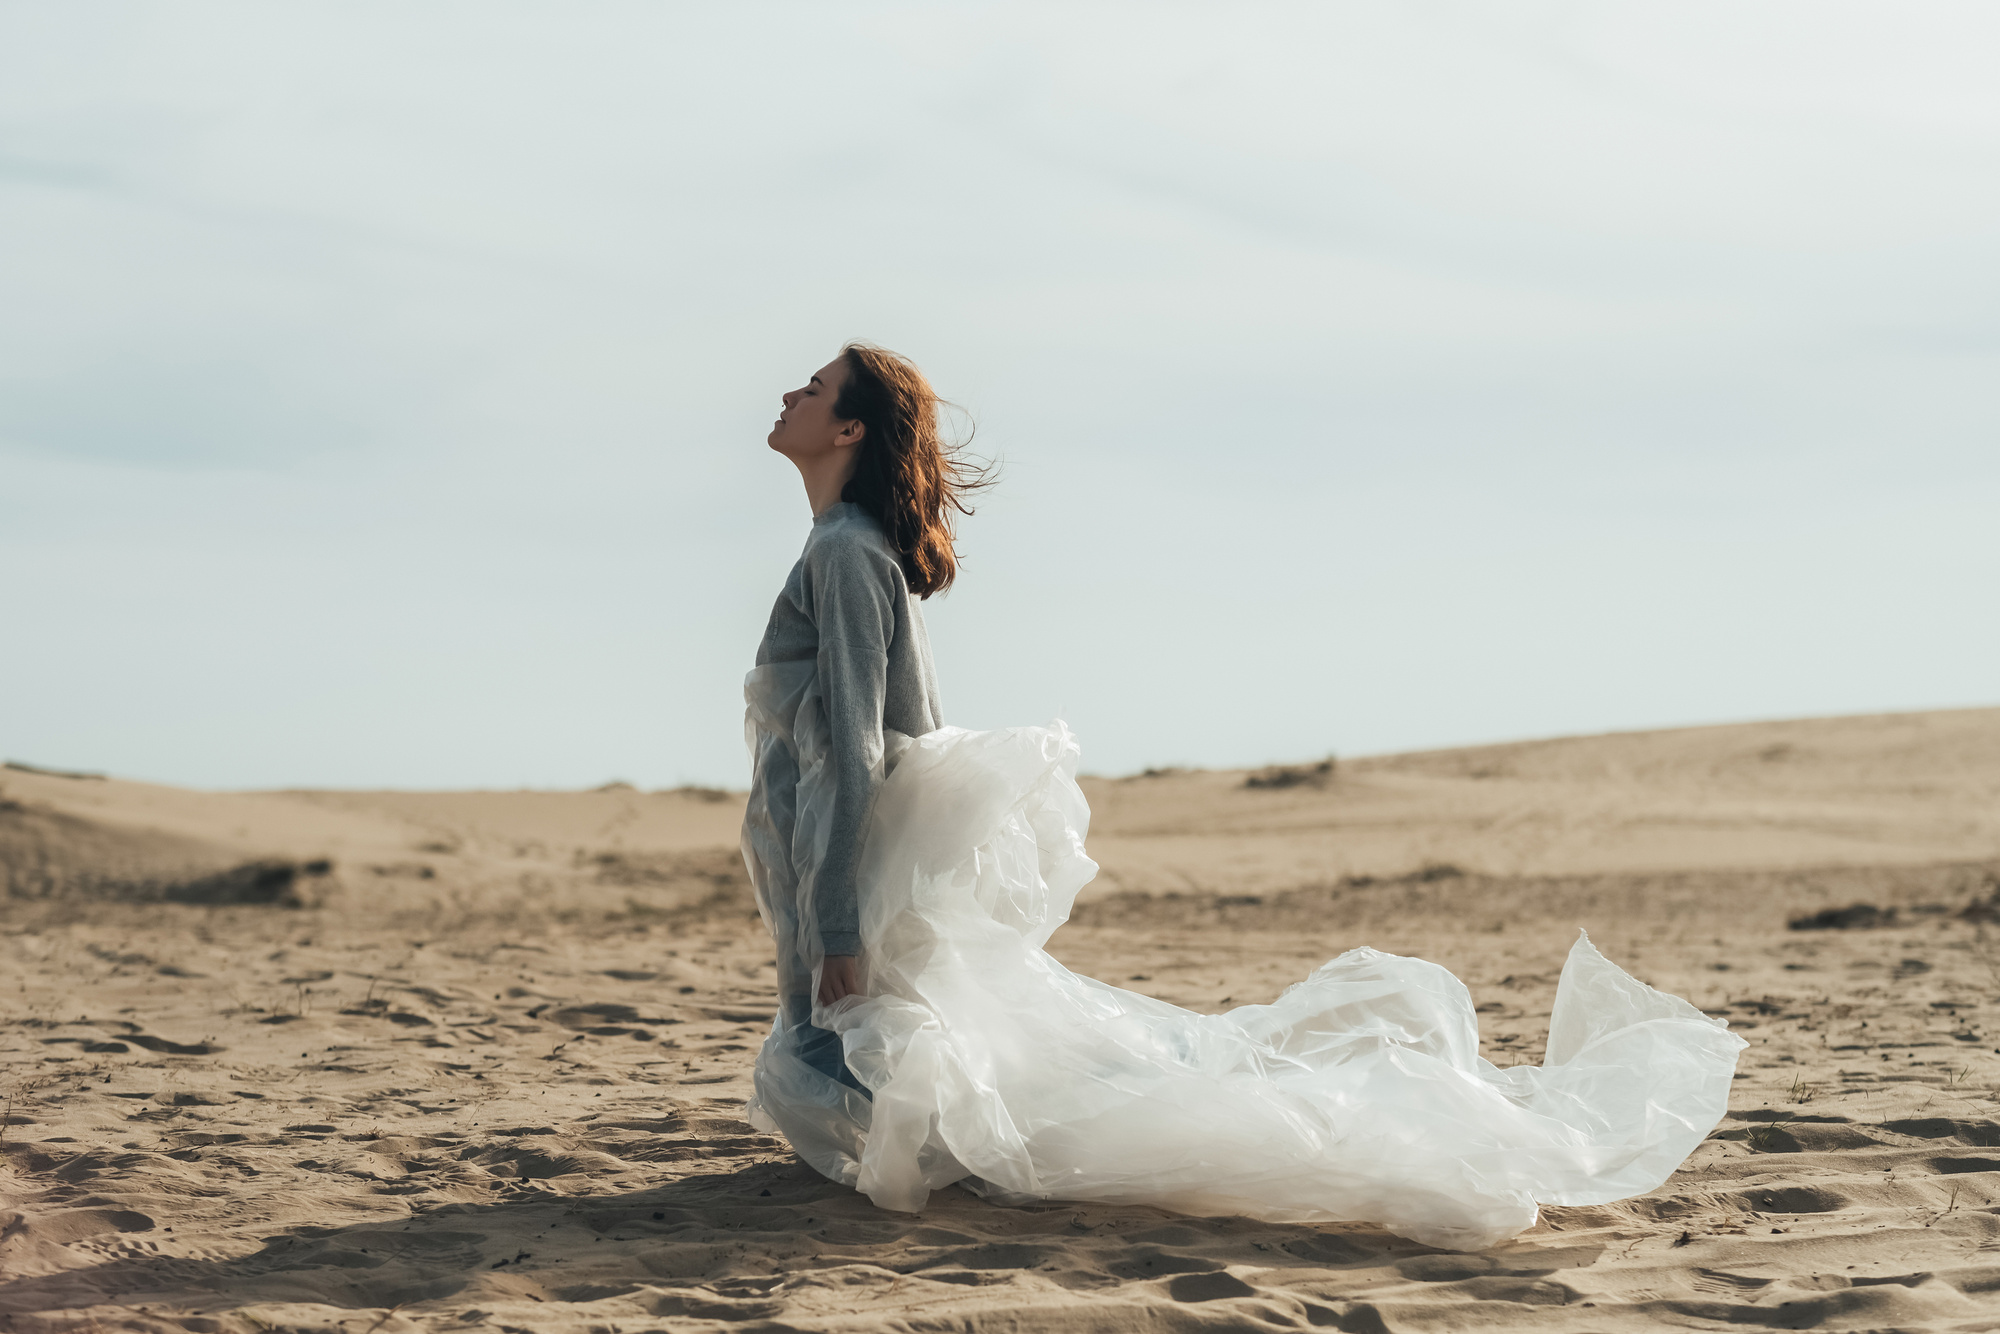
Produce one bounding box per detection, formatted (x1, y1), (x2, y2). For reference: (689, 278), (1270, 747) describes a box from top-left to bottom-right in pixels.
(834, 419), (867, 449)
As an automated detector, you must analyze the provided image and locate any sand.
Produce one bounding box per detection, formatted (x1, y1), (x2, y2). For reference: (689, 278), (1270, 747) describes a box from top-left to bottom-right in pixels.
(5, 707), (2000, 1332)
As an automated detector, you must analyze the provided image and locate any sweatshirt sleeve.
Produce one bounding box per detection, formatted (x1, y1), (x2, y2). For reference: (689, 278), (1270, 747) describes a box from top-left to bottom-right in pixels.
(808, 533), (895, 956)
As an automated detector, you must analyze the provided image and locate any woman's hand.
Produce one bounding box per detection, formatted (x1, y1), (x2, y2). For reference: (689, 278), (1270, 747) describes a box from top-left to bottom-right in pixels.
(818, 954), (862, 1005)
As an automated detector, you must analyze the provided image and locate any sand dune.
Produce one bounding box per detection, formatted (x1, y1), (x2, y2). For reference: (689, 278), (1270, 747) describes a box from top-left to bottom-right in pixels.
(10, 707), (1998, 912)
(1, 766), (748, 917)
(5, 708), (2000, 1331)
(1080, 707), (2000, 897)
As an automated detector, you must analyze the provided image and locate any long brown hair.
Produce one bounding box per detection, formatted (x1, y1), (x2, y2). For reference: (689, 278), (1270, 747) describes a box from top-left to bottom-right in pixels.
(835, 343), (991, 598)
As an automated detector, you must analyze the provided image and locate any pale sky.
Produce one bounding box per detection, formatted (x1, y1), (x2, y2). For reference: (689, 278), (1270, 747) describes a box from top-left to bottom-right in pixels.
(3, 2), (1997, 790)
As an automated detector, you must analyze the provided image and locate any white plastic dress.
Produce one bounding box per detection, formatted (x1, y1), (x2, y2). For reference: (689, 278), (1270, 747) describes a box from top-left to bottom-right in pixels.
(741, 670), (1747, 1251)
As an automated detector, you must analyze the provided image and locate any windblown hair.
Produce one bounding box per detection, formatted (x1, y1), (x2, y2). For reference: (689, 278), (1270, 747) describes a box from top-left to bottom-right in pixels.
(835, 343), (992, 598)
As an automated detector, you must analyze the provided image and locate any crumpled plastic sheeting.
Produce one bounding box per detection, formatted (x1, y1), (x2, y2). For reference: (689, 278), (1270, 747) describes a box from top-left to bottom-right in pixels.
(740, 694), (1747, 1251)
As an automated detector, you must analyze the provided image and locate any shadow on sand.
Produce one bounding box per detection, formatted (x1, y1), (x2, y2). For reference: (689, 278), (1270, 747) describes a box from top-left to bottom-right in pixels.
(0, 1156), (1601, 1328)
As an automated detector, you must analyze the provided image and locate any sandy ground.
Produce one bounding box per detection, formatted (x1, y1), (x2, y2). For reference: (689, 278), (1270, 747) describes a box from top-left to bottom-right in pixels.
(5, 707), (2000, 1332)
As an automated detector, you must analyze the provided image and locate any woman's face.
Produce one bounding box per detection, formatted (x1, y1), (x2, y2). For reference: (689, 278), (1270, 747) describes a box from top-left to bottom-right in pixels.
(768, 356), (859, 461)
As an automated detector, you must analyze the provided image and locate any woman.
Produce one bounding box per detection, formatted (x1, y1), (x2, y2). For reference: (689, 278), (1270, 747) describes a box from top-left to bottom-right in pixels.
(739, 344), (1745, 1250)
(741, 344), (960, 1119)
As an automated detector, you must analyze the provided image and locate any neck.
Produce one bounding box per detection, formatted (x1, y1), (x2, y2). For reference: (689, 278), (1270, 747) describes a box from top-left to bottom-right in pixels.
(796, 452), (859, 517)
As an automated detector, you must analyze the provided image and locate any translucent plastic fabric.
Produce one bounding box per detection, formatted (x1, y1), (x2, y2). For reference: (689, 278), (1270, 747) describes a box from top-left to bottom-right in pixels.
(741, 676), (1747, 1250)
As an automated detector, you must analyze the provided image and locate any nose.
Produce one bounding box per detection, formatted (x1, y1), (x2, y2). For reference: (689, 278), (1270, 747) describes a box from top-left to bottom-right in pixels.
(781, 388), (799, 410)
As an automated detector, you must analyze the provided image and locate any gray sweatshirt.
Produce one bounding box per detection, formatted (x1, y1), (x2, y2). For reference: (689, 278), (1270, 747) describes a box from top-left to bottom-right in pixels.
(754, 502), (943, 955)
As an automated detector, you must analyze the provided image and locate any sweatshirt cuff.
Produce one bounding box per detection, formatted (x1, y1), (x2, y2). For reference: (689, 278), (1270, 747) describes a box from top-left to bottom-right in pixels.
(820, 931), (861, 957)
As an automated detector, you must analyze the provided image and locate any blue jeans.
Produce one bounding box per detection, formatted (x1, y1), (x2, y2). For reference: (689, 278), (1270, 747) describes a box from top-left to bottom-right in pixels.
(771, 894), (868, 1095)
